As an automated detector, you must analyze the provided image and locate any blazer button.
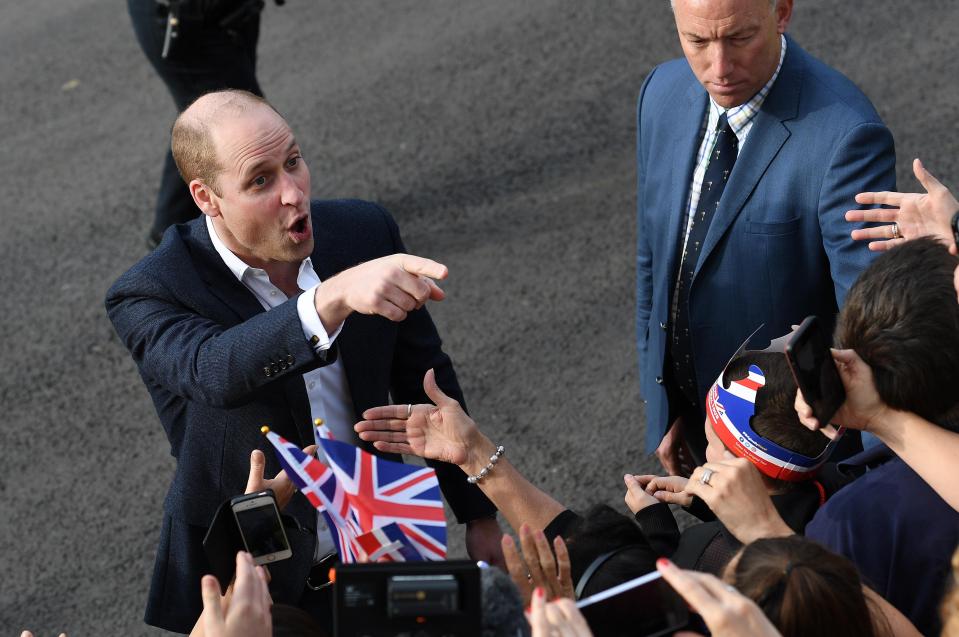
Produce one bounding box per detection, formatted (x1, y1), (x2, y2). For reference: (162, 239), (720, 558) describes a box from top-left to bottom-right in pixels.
(264, 366), (273, 378)
(271, 362), (280, 374)
(655, 376), (663, 384)
(660, 322), (667, 330)
(279, 361), (289, 371)
(286, 354), (295, 365)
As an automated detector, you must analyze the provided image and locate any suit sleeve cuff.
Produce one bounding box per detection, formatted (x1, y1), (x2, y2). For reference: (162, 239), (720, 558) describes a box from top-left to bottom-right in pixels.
(297, 284), (341, 351)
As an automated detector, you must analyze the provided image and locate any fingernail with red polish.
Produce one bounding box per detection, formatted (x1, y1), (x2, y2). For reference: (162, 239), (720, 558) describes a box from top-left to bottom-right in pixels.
(656, 557), (670, 569)
(535, 586), (545, 599)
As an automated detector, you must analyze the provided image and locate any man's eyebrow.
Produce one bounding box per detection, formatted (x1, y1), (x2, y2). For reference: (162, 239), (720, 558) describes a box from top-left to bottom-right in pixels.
(241, 139), (299, 178)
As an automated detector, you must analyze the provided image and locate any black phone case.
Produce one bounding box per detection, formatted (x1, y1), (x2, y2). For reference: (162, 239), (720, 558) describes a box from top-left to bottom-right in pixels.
(202, 498), (246, 593)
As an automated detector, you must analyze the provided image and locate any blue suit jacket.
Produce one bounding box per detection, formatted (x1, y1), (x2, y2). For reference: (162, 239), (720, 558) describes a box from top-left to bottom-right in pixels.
(636, 37), (896, 452)
(106, 199), (494, 633)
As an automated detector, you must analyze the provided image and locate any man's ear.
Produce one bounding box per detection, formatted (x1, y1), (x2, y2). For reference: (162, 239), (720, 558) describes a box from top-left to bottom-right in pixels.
(774, 0), (794, 33)
(190, 179), (220, 218)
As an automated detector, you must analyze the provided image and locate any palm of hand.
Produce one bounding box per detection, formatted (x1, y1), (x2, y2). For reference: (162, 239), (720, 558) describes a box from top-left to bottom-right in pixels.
(406, 404), (471, 466)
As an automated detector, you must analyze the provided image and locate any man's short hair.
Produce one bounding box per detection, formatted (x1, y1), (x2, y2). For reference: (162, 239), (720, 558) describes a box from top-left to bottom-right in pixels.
(170, 89), (276, 196)
(723, 351), (830, 459)
(837, 237), (959, 430)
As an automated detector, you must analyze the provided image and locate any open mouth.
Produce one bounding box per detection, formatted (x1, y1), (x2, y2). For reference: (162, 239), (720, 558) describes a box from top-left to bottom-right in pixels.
(288, 215), (310, 242)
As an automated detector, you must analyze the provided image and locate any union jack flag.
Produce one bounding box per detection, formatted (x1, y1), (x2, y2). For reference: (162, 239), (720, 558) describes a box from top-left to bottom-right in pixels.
(261, 428), (447, 562)
(318, 435), (448, 561)
(355, 522), (424, 562)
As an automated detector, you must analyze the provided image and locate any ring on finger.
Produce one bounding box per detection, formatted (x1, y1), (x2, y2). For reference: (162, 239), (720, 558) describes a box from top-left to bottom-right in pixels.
(700, 468), (715, 486)
(405, 403), (413, 419)
(891, 222), (901, 239)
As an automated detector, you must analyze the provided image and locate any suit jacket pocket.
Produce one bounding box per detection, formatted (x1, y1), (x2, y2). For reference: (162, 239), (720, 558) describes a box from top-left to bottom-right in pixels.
(746, 217), (801, 236)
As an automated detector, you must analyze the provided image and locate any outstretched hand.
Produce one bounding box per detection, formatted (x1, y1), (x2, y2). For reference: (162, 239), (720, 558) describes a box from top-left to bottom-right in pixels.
(502, 525), (574, 605)
(656, 558), (782, 637)
(354, 368), (480, 466)
(847, 158), (958, 253)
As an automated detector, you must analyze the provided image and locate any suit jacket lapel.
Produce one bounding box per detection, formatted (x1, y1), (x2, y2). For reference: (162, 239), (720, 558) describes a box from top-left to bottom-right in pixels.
(185, 219), (267, 323)
(665, 85), (710, 283)
(695, 39), (803, 278)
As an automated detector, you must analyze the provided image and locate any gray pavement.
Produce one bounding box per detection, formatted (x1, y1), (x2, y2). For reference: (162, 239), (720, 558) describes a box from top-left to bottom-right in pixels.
(2, 1), (957, 634)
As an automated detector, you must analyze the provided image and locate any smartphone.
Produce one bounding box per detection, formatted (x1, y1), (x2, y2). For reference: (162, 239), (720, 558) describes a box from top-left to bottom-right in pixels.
(230, 490), (293, 566)
(784, 315), (846, 426)
(576, 571), (689, 637)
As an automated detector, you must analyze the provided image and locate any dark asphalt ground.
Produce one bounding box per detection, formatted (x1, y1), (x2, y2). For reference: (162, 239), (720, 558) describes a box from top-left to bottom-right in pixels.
(2, 1), (957, 634)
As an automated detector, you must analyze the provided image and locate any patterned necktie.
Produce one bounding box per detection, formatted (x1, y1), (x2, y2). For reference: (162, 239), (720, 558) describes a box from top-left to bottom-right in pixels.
(669, 113), (739, 405)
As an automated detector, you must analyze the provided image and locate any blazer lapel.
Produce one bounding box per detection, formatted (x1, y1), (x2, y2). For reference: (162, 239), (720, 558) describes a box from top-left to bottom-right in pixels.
(664, 85), (710, 283)
(695, 39), (803, 278)
(186, 220), (266, 323)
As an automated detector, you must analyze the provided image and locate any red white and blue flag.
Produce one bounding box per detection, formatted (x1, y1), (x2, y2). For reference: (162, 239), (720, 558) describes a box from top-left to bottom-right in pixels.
(355, 522), (424, 562)
(262, 428), (446, 562)
(318, 436), (447, 561)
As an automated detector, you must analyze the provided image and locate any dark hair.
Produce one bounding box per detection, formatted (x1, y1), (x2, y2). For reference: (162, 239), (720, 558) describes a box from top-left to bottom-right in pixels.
(722, 351), (829, 459)
(564, 504), (657, 598)
(837, 238), (959, 430)
(728, 537), (886, 637)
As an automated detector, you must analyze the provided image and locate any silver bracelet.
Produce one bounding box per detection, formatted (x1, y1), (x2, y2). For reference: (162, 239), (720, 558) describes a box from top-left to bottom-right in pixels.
(466, 445), (505, 484)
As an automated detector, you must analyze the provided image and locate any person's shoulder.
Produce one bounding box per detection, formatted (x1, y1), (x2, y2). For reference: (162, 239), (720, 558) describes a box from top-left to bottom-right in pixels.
(106, 219), (205, 301)
(788, 38), (883, 125)
(641, 57), (696, 98)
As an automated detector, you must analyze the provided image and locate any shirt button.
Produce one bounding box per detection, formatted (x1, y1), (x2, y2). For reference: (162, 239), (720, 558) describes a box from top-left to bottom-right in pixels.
(655, 376), (664, 384)
(270, 290), (277, 296)
(659, 322), (667, 330)
(308, 381), (316, 390)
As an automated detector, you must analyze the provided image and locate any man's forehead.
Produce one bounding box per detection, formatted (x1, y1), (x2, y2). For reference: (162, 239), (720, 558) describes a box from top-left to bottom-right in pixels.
(210, 107), (295, 172)
(674, 0), (768, 30)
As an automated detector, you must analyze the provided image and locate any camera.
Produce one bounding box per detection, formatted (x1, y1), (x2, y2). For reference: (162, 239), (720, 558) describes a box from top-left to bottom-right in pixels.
(333, 560), (481, 636)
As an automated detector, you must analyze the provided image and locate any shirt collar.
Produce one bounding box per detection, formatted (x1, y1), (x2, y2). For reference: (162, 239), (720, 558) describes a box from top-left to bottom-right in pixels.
(205, 214), (317, 286)
(708, 34), (787, 136)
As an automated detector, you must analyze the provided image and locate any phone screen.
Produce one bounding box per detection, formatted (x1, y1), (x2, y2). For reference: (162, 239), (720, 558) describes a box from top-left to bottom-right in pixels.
(786, 316), (846, 426)
(577, 572), (689, 637)
(233, 499), (291, 560)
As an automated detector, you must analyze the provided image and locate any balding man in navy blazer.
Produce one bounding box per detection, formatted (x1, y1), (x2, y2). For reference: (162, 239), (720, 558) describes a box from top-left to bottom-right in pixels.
(107, 90), (500, 633)
(637, 0), (896, 473)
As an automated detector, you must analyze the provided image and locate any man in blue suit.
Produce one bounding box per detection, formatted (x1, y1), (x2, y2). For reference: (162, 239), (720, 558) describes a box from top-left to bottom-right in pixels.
(106, 90), (501, 633)
(636, 0), (896, 474)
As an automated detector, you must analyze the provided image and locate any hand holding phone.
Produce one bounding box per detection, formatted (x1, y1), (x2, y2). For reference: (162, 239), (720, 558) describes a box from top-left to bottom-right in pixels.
(576, 570), (689, 637)
(230, 490), (292, 566)
(785, 316), (846, 426)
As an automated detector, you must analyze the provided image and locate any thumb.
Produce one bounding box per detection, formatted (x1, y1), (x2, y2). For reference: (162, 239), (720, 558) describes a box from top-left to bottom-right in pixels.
(830, 348), (857, 366)
(200, 575), (226, 631)
(914, 158), (944, 193)
(246, 449), (266, 494)
(423, 368), (455, 407)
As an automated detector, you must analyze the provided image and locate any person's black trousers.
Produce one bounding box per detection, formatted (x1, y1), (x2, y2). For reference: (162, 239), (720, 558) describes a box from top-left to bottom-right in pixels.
(127, 0), (265, 244)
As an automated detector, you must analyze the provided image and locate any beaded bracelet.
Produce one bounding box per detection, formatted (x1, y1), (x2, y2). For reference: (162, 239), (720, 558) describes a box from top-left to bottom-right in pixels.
(466, 445), (505, 484)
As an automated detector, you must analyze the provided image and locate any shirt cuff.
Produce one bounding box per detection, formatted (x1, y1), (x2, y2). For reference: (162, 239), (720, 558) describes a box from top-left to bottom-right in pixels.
(297, 284), (341, 351)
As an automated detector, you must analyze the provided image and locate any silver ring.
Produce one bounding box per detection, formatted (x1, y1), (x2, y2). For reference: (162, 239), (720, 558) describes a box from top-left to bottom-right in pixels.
(405, 403), (413, 419)
(700, 468), (714, 486)
(891, 222), (901, 239)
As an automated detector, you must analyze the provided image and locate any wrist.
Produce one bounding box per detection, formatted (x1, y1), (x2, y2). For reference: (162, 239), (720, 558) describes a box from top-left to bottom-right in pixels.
(462, 434), (497, 475)
(313, 278), (350, 333)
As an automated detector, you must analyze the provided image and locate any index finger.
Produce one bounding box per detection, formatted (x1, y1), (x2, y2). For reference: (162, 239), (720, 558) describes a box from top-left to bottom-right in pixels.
(854, 191), (903, 206)
(399, 255), (448, 280)
(656, 559), (723, 618)
(360, 404), (413, 422)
